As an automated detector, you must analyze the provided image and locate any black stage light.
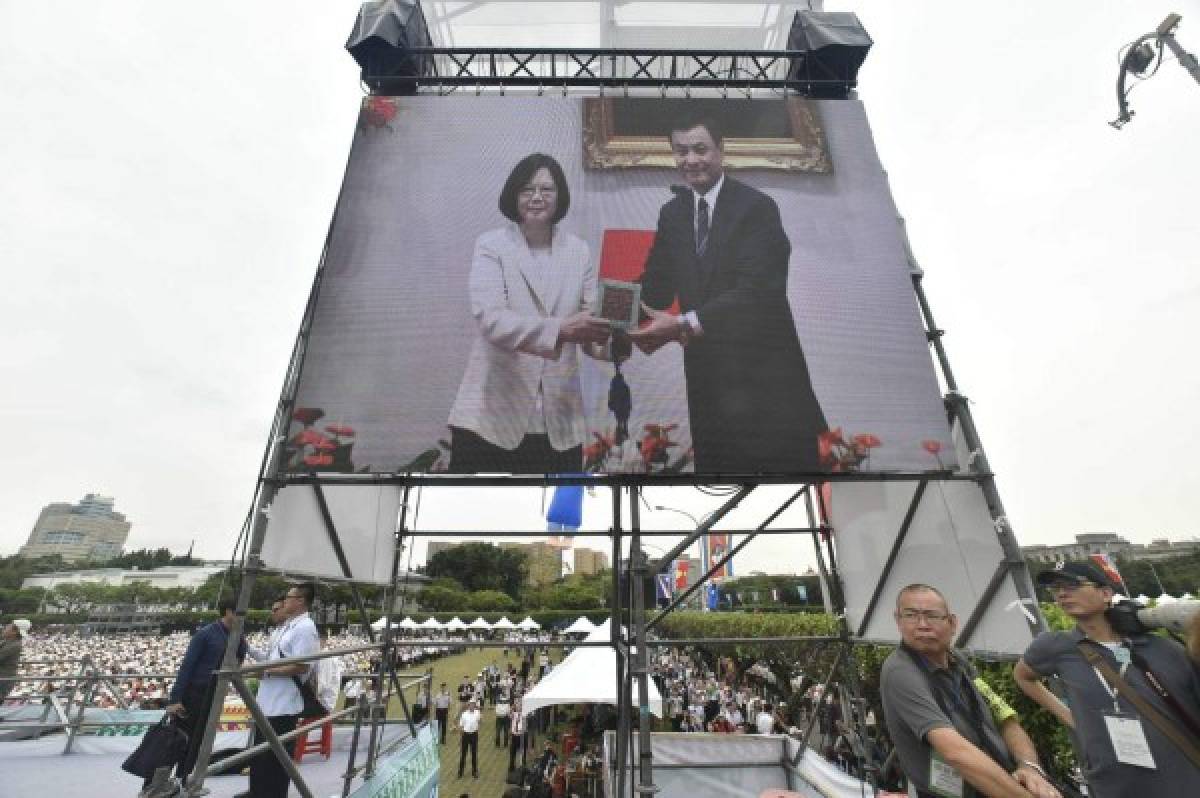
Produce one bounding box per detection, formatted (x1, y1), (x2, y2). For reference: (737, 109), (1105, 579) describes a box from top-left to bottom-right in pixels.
(786, 11), (873, 98)
(346, 0), (435, 95)
(1125, 42), (1158, 75)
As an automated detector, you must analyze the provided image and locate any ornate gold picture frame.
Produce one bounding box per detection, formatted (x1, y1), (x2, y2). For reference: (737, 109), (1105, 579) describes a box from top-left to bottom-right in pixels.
(583, 97), (831, 173)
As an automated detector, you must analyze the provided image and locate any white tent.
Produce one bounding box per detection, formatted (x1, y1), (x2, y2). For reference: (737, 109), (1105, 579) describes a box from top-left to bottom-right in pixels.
(517, 616), (541, 630)
(1135, 594), (1151, 605)
(446, 616), (468, 630)
(370, 616), (390, 630)
(398, 617), (419, 629)
(467, 616), (492, 630)
(1157, 594), (1178, 605)
(493, 616), (516, 629)
(563, 616), (597, 635)
(521, 619), (663, 718)
(420, 617), (443, 630)
(1181, 592), (1195, 600)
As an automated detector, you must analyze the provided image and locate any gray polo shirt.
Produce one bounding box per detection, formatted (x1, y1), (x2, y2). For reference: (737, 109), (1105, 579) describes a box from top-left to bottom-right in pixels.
(881, 647), (1012, 798)
(1023, 628), (1200, 798)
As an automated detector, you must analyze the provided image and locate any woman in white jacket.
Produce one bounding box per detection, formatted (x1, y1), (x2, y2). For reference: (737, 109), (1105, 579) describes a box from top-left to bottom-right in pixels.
(448, 153), (612, 473)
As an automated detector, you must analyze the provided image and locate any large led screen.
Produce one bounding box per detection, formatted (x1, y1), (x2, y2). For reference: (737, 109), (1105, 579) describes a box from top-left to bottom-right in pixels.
(287, 96), (954, 477)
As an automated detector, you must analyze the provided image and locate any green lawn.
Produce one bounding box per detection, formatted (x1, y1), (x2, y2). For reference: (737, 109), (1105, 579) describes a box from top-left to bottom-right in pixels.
(386, 645), (552, 796)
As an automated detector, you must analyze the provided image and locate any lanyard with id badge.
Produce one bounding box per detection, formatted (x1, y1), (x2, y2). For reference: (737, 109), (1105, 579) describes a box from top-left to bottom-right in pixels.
(1089, 642), (1156, 769)
(900, 645), (1007, 798)
(928, 751), (965, 798)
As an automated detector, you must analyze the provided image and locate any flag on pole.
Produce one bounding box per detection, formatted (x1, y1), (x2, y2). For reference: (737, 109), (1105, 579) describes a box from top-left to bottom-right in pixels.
(1090, 553), (1128, 595)
(546, 482), (584, 547)
(673, 559), (690, 591)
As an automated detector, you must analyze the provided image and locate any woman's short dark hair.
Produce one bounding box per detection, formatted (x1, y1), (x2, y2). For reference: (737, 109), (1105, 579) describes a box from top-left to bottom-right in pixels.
(498, 153), (570, 224)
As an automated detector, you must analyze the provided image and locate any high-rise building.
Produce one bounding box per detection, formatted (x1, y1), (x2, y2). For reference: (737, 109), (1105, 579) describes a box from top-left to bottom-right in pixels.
(572, 547), (610, 576)
(423, 540), (609, 588)
(18, 494), (132, 563)
(500, 541), (563, 587)
(425, 541), (458, 562)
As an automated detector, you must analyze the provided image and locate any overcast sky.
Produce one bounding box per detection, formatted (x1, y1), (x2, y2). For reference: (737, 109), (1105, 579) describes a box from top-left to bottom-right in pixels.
(1, 1), (1196, 577)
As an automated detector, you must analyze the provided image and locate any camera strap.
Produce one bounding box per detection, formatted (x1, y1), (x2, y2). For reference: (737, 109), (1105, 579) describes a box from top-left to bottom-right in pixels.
(1077, 643), (1200, 769)
(899, 645), (1013, 773)
(1128, 649), (1200, 740)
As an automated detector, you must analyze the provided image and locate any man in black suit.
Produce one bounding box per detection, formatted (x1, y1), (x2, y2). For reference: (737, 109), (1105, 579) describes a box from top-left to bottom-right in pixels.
(629, 115), (827, 473)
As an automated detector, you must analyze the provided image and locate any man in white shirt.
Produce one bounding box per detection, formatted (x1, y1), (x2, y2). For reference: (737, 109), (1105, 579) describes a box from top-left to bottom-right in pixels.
(494, 693), (511, 747)
(508, 697), (527, 773)
(456, 699), (482, 779)
(756, 702), (777, 735)
(722, 701), (744, 729)
(434, 682), (452, 744)
(314, 629), (343, 715)
(241, 584), (320, 798)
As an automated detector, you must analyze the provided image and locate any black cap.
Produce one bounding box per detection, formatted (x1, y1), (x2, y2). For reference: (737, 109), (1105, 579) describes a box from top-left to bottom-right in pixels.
(1036, 561), (1114, 590)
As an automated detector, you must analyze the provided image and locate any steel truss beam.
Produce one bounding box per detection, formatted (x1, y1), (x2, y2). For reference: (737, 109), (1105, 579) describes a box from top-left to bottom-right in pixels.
(188, 77), (1047, 798)
(364, 48), (855, 93)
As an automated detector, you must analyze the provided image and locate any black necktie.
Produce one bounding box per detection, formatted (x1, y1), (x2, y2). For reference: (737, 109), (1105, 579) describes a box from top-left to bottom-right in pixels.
(696, 197), (710, 255)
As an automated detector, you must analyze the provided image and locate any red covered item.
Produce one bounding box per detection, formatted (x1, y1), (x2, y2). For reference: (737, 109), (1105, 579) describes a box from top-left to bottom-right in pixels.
(598, 229), (678, 316)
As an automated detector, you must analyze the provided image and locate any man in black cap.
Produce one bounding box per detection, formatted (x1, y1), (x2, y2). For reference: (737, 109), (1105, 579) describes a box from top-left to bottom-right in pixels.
(1015, 561), (1200, 798)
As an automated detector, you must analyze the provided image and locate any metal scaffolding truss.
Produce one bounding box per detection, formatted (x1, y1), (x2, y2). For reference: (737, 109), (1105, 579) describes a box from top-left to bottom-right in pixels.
(364, 47), (851, 93)
(178, 47), (1044, 795)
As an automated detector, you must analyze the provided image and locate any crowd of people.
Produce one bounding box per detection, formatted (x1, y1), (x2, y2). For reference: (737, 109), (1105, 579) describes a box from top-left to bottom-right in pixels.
(4, 560), (1199, 798)
(0, 620), (491, 714)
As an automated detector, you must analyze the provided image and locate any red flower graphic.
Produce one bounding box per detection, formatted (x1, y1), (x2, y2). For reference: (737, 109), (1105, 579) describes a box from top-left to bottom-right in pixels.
(292, 407), (325, 426)
(921, 439), (946, 470)
(360, 96), (398, 131)
(818, 428), (882, 472)
(583, 432), (614, 469)
(284, 407), (362, 472)
(303, 453), (334, 467)
(640, 423), (679, 468)
(292, 428), (327, 448)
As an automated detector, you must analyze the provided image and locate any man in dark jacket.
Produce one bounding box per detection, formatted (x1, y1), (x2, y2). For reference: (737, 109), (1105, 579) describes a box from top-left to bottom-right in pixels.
(0, 619), (30, 703)
(163, 600), (247, 788)
(629, 114), (827, 474)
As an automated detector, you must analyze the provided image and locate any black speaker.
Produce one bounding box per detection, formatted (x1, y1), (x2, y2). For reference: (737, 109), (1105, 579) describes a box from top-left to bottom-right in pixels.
(786, 11), (873, 99)
(346, 0), (435, 95)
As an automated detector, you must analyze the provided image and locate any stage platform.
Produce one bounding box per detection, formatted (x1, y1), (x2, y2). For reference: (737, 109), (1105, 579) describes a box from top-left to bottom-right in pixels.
(0, 722), (417, 798)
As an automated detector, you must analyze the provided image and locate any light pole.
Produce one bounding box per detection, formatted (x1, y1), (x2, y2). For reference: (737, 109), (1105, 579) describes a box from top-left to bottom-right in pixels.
(1111, 13), (1200, 128)
(652, 505), (712, 610)
(1145, 559), (1169, 596)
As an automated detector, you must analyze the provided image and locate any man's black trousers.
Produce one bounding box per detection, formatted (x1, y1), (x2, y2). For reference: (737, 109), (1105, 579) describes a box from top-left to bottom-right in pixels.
(458, 730), (479, 777)
(248, 714), (298, 798)
(436, 708), (449, 744)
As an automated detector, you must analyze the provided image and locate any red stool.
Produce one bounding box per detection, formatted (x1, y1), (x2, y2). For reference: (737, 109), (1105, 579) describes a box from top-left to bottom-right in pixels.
(293, 716), (333, 762)
(562, 732), (580, 759)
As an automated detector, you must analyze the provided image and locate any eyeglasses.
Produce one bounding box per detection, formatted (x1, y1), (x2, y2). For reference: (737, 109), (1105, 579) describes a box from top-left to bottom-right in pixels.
(897, 609), (951, 624)
(518, 185), (557, 198)
(1046, 582), (1097, 594)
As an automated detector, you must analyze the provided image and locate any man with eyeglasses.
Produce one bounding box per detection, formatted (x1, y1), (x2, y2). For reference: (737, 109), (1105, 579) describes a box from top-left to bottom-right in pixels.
(1015, 561), (1200, 798)
(881, 583), (1059, 798)
(238, 584), (319, 798)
